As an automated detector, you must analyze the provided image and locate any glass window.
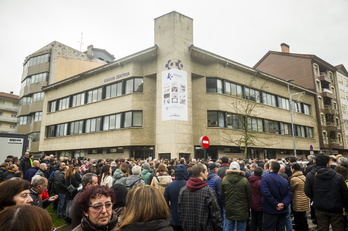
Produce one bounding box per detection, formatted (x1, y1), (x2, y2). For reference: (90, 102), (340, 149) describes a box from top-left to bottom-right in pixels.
(208, 111), (218, 127)
(105, 85), (111, 99)
(206, 78), (217, 93)
(134, 78), (143, 92)
(115, 113), (121, 129)
(225, 82), (231, 95)
(34, 112), (42, 122)
(109, 115), (116, 130)
(116, 82), (122, 96)
(132, 111), (142, 127)
(50, 101), (57, 112)
(103, 116), (110, 131)
(125, 79), (134, 94)
(110, 84), (117, 98)
(218, 111), (225, 127)
(124, 112), (132, 128)
(85, 119), (91, 133)
(217, 79), (223, 94)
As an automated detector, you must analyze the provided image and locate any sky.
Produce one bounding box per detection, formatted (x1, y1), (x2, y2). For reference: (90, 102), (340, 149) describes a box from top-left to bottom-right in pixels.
(1, 0), (347, 95)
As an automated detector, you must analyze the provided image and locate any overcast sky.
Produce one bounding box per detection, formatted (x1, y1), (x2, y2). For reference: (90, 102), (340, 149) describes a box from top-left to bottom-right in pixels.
(1, 0), (347, 95)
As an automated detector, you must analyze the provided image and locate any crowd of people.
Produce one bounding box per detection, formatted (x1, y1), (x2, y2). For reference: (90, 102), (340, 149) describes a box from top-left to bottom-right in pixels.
(0, 152), (347, 231)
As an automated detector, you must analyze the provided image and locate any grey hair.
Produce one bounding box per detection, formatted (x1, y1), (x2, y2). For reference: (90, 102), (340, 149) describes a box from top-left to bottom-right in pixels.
(31, 176), (47, 187)
(338, 157), (348, 166)
(81, 173), (97, 188)
(132, 165), (142, 175)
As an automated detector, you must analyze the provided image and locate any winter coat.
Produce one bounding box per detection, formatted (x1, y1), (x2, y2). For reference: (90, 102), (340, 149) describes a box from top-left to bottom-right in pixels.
(20, 157), (31, 174)
(218, 164), (230, 178)
(72, 210), (118, 231)
(178, 178), (222, 231)
(23, 167), (39, 182)
(113, 169), (127, 186)
(125, 175), (144, 190)
(141, 169), (151, 185)
(151, 173), (172, 194)
(222, 170), (251, 221)
(29, 188), (51, 208)
(305, 167), (348, 214)
(100, 174), (113, 188)
(290, 171), (310, 212)
(206, 170), (222, 208)
(248, 175), (263, 211)
(120, 219), (173, 231)
(260, 172), (292, 215)
(164, 164), (188, 226)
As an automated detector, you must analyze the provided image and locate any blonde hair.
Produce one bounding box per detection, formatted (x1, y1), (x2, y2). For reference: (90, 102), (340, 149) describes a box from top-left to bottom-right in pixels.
(155, 163), (168, 174)
(65, 165), (75, 179)
(118, 184), (170, 229)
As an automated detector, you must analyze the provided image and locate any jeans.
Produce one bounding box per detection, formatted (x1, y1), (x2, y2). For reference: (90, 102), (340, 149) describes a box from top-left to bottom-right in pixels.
(57, 193), (67, 217)
(224, 217), (247, 231)
(286, 205), (293, 231)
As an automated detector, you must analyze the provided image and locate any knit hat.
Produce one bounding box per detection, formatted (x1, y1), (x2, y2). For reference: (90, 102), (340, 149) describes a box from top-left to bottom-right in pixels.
(208, 163), (218, 170)
(229, 161), (240, 170)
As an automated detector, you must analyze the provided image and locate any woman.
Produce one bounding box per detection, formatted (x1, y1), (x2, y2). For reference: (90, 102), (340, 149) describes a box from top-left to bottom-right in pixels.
(118, 184), (173, 231)
(73, 185), (118, 231)
(0, 205), (54, 231)
(113, 163), (129, 186)
(100, 165), (113, 187)
(111, 183), (128, 221)
(66, 165), (80, 223)
(150, 163), (172, 194)
(0, 178), (33, 211)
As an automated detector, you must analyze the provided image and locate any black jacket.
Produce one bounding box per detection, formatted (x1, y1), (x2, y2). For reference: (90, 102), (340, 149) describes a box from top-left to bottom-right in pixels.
(304, 167), (348, 214)
(120, 219), (173, 231)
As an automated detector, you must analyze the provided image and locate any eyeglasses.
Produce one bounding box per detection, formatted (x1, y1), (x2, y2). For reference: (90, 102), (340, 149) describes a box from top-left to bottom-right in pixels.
(89, 202), (113, 212)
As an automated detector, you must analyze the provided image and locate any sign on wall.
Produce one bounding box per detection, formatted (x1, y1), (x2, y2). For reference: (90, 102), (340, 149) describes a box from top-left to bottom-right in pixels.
(162, 68), (188, 121)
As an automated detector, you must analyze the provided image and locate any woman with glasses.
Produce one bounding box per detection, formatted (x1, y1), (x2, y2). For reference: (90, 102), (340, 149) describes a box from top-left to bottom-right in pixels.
(30, 176), (58, 208)
(0, 178), (33, 211)
(73, 185), (118, 231)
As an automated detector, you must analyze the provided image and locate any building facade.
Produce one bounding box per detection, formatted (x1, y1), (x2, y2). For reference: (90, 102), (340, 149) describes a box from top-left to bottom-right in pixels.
(336, 65), (348, 149)
(254, 43), (346, 155)
(39, 12), (319, 160)
(17, 41), (114, 156)
(0, 92), (19, 133)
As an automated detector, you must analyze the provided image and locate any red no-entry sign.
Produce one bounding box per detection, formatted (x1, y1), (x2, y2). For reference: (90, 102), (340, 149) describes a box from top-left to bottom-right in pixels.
(200, 136), (210, 149)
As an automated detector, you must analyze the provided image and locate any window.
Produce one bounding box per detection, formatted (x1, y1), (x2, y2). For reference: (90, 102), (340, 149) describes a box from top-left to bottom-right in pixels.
(87, 88), (102, 103)
(278, 97), (290, 110)
(303, 104), (310, 115)
(206, 78), (223, 93)
(313, 64), (320, 76)
(264, 120), (279, 134)
(123, 112), (132, 128)
(50, 101), (57, 112)
(245, 87), (260, 102)
(72, 93), (85, 107)
(47, 125), (55, 138)
(320, 113), (326, 125)
(20, 97), (32, 106)
(226, 113), (241, 129)
(132, 111), (143, 127)
(134, 78), (143, 92)
(125, 79), (134, 94)
(262, 92), (277, 107)
(32, 92), (44, 102)
(56, 123), (68, 137)
(207, 111), (225, 127)
(103, 111), (141, 131)
(58, 97), (70, 110)
(316, 80), (321, 92)
(34, 112), (42, 122)
(70, 120), (84, 135)
(280, 122), (291, 135)
(247, 117), (263, 132)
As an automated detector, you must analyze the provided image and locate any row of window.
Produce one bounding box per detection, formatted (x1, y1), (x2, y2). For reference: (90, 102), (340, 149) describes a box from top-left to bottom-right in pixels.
(50, 77), (143, 112)
(23, 54), (50, 69)
(18, 112), (42, 125)
(21, 72), (48, 89)
(206, 78), (311, 115)
(207, 111), (314, 138)
(46, 111), (143, 138)
(20, 92), (45, 106)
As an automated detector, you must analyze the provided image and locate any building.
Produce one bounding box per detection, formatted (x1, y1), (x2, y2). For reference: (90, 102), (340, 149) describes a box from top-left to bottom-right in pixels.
(0, 92), (19, 133)
(17, 41), (114, 156)
(254, 43), (346, 155)
(39, 12), (319, 160)
(336, 65), (348, 149)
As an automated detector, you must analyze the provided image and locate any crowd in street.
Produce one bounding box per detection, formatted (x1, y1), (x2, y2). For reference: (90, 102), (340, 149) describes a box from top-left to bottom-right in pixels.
(0, 152), (347, 231)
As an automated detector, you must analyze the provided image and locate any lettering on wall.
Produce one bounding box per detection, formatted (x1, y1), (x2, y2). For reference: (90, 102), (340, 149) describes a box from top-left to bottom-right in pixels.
(104, 72), (130, 83)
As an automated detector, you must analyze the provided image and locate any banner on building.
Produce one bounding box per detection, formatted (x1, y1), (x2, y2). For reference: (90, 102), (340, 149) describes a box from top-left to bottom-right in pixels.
(162, 68), (188, 121)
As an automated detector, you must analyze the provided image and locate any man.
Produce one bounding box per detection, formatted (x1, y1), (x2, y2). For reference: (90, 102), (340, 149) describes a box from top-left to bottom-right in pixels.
(54, 166), (68, 218)
(249, 167), (264, 231)
(0, 163), (8, 182)
(218, 156), (230, 178)
(206, 163), (222, 207)
(30, 176), (58, 208)
(222, 161), (251, 230)
(290, 163), (310, 231)
(164, 164), (189, 231)
(3, 164), (19, 180)
(20, 151), (31, 174)
(71, 173), (99, 229)
(305, 154), (348, 231)
(178, 163), (222, 231)
(35, 163), (49, 178)
(23, 160), (40, 182)
(260, 161), (292, 231)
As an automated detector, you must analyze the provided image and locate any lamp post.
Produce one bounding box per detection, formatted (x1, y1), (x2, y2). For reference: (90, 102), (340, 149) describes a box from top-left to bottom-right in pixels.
(286, 80), (305, 157)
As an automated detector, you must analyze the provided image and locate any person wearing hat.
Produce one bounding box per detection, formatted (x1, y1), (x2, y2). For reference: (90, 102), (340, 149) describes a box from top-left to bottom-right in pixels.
(222, 161), (251, 231)
(141, 163), (152, 185)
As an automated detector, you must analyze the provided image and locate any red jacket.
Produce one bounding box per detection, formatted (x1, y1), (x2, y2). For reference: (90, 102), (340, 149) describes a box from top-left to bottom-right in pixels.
(248, 175), (263, 211)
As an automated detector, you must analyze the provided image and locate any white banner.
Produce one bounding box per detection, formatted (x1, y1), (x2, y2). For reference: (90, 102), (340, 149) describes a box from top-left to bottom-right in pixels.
(162, 69), (188, 121)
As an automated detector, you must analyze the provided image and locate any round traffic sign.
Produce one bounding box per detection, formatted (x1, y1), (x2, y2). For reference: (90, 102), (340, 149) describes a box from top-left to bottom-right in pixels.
(200, 136), (210, 149)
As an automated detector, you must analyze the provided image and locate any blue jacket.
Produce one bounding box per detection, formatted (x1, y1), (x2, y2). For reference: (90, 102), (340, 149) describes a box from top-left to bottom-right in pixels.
(260, 172), (292, 214)
(164, 164), (189, 226)
(206, 171), (222, 208)
(23, 167), (39, 182)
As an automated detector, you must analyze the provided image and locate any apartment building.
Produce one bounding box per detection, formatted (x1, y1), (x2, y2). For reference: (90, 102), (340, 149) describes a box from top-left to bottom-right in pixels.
(0, 92), (19, 133)
(254, 43), (346, 155)
(336, 65), (348, 149)
(17, 41), (114, 156)
(39, 12), (319, 160)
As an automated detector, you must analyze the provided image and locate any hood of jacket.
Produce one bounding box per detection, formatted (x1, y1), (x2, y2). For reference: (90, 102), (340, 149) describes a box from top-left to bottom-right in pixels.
(315, 167), (337, 180)
(186, 177), (208, 191)
(174, 164), (189, 180)
(113, 169), (124, 180)
(225, 169), (245, 184)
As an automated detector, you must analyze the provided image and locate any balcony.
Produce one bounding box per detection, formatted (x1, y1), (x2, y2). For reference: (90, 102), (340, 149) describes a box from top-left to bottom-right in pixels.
(0, 104), (18, 112)
(0, 116), (17, 123)
(319, 72), (332, 83)
(321, 88), (333, 98)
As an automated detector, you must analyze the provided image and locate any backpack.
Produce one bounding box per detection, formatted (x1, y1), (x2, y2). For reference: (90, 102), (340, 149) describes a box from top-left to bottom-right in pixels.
(152, 175), (172, 194)
(47, 170), (55, 194)
(125, 178), (141, 191)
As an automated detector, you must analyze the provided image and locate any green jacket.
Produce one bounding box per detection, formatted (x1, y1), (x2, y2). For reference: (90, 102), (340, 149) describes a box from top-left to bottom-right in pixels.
(222, 170), (251, 221)
(141, 169), (152, 185)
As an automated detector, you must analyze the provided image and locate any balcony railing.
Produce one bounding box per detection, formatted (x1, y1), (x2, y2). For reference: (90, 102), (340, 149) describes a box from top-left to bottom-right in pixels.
(0, 116), (17, 123)
(0, 105), (18, 112)
(319, 72), (332, 83)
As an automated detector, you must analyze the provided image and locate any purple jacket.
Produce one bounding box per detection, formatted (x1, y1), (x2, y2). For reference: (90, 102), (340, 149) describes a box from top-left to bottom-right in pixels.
(248, 175), (263, 211)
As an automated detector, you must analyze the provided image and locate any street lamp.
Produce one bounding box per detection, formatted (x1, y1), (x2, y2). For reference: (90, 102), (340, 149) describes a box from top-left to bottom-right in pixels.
(286, 80), (305, 157)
